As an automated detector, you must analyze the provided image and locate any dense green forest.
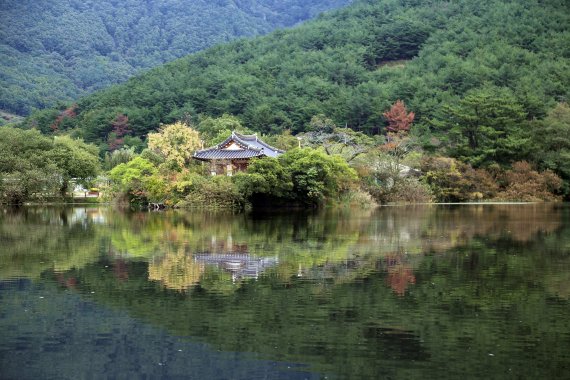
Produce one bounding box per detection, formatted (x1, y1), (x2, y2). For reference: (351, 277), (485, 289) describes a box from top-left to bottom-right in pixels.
(0, 0), (350, 115)
(7, 0), (570, 204)
(24, 0), (569, 137)
(20, 0), (570, 196)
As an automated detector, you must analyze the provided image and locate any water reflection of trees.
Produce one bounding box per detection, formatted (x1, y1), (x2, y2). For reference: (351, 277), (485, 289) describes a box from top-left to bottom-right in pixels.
(148, 250), (204, 291)
(4, 204), (569, 378)
(370, 203), (564, 252)
(0, 207), (103, 279)
(51, 216), (570, 379)
(105, 204), (566, 293)
(3, 204), (566, 296)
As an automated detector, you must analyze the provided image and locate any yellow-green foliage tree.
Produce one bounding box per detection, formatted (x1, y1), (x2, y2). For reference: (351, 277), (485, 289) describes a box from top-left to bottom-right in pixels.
(147, 121), (201, 170)
(108, 157), (158, 203)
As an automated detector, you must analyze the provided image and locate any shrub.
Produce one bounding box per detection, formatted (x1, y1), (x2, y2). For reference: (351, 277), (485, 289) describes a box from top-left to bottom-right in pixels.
(421, 156), (499, 202)
(495, 161), (562, 201)
(355, 148), (431, 204)
(178, 176), (248, 210)
(338, 189), (378, 208)
(383, 177), (433, 203)
(460, 166), (500, 200)
(421, 156), (463, 202)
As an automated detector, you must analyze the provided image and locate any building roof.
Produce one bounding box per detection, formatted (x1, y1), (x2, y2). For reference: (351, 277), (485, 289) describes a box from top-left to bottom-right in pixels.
(193, 131), (284, 161)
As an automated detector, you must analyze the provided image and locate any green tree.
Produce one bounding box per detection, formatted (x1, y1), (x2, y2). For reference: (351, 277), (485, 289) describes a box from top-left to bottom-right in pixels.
(0, 128), (99, 203)
(262, 130), (300, 151)
(49, 136), (100, 196)
(531, 103), (570, 195)
(280, 148), (357, 205)
(197, 114), (251, 145)
(303, 115), (377, 163)
(109, 157), (157, 202)
(103, 146), (137, 170)
(0, 0), (350, 115)
(442, 86), (527, 166)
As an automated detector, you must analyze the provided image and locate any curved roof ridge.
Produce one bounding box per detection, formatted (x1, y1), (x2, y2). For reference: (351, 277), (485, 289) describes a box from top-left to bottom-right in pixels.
(233, 130), (284, 153)
(198, 133), (257, 152)
(233, 131), (257, 140)
(194, 144), (262, 154)
(255, 139), (285, 153)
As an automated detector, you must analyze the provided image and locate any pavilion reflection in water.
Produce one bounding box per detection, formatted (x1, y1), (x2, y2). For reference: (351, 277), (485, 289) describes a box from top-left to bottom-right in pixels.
(194, 252), (279, 282)
(147, 247), (279, 290)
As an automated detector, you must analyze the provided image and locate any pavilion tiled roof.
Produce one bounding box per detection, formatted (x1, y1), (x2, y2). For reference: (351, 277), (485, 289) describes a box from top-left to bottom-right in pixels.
(193, 148), (263, 160)
(193, 131), (284, 161)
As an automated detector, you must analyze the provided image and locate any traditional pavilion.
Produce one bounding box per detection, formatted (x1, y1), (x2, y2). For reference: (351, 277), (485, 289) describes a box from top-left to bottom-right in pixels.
(193, 131), (284, 175)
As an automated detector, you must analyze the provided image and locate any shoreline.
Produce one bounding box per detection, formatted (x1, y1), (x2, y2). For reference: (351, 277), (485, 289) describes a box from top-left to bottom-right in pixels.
(0, 200), (558, 208)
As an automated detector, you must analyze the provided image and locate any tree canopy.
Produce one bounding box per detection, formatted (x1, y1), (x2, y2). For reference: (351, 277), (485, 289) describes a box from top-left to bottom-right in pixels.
(21, 0), (568, 167)
(0, 127), (100, 203)
(0, 0), (350, 115)
(11, 0), (570, 199)
(147, 121), (202, 170)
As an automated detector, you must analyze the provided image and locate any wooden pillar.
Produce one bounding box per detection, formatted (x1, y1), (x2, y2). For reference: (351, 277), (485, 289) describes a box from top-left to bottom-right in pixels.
(227, 160), (233, 176)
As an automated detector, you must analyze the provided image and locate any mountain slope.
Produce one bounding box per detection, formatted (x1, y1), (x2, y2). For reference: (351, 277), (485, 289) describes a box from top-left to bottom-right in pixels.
(0, 0), (350, 115)
(32, 0), (567, 141)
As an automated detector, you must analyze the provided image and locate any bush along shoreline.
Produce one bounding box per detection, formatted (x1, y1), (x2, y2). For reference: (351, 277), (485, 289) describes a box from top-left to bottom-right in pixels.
(2, 106), (565, 209)
(99, 116), (563, 211)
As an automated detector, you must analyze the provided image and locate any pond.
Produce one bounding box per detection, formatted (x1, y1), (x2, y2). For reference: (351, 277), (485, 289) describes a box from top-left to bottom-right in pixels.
(1, 204), (569, 379)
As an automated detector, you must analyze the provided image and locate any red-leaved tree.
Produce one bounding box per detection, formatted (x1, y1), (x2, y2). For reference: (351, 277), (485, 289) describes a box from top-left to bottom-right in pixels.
(108, 114), (130, 151)
(50, 104), (77, 132)
(383, 100), (415, 135)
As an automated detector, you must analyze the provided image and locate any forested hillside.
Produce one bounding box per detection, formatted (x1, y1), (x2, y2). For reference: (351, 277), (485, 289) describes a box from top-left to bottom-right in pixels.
(18, 0), (570, 197)
(0, 0), (350, 115)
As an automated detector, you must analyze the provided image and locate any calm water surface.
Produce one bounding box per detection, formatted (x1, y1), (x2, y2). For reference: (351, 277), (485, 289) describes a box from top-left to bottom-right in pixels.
(1, 204), (569, 379)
